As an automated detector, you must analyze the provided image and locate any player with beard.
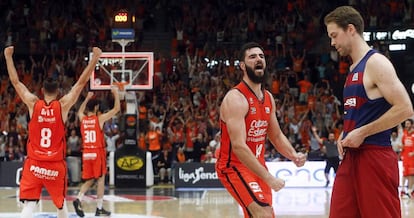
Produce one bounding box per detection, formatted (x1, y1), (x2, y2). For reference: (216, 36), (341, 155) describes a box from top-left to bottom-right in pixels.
(216, 42), (307, 218)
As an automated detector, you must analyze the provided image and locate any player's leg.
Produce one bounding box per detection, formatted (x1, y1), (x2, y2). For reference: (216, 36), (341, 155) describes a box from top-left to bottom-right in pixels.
(247, 176), (274, 218)
(21, 201), (37, 218)
(56, 199), (68, 218)
(247, 203), (274, 218)
(357, 146), (401, 218)
(95, 150), (110, 216)
(329, 149), (360, 218)
(42, 160), (68, 218)
(19, 159), (42, 217)
(73, 158), (95, 217)
(217, 166), (273, 218)
(95, 175), (110, 216)
(78, 179), (95, 200)
(324, 159), (332, 187)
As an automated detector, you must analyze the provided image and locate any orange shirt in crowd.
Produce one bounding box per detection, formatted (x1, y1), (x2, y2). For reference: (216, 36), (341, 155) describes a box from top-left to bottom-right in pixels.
(138, 105), (147, 120)
(297, 79), (312, 94)
(138, 133), (147, 151)
(177, 150), (186, 163)
(339, 59), (349, 75)
(147, 130), (161, 152)
(271, 79), (280, 95)
(307, 95), (316, 110)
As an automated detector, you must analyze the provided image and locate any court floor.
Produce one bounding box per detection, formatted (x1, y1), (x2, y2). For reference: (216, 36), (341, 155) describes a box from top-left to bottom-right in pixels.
(0, 185), (413, 218)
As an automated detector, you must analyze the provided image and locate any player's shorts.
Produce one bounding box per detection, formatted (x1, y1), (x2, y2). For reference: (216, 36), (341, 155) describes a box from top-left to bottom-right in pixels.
(401, 147), (414, 176)
(402, 161), (414, 176)
(216, 164), (273, 218)
(330, 145), (401, 218)
(82, 148), (107, 180)
(19, 158), (67, 209)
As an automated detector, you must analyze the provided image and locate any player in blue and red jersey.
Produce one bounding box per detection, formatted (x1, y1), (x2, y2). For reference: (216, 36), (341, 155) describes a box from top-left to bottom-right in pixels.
(325, 6), (414, 218)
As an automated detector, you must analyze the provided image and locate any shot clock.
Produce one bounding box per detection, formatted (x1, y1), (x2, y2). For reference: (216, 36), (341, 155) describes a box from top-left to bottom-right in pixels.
(112, 9), (135, 40)
(113, 9), (134, 29)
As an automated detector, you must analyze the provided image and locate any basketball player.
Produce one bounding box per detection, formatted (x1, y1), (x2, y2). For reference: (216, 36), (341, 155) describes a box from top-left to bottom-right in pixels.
(401, 119), (414, 198)
(4, 46), (102, 218)
(400, 119), (414, 198)
(73, 89), (120, 217)
(324, 6), (413, 218)
(215, 42), (307, 218)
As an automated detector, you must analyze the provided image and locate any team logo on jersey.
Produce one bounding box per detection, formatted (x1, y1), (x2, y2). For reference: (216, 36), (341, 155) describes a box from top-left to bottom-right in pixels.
(265, 107), (270, 114)
(352, 73), (359, 81)
(249, 97), (254, 104)
(251, 107), (256, 114)
(344, 97), (356, 107)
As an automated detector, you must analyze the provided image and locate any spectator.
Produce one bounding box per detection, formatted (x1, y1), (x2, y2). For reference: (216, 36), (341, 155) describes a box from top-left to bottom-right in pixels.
(105, 128), (120, 153)
(203, 151), (216, 163)
(391, 124), (403, 159)
(311, 126), (340, 187)
(67, 129), (81, 156)
(176, 147), (186, 163)
(157, 149), (173, 184)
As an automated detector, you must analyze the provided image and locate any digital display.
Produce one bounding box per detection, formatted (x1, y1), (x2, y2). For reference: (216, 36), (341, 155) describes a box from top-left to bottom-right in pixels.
(115, 12), (128, 23)
(113, 10), (133, 28)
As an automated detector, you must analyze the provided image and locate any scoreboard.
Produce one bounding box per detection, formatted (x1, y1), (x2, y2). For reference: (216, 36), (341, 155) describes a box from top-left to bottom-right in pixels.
(113, 9), (134, 29)
(112, 9), (135, 40)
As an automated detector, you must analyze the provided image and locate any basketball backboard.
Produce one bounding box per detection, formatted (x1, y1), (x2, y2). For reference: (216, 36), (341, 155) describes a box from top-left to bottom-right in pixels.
(90, 52), (154, 91)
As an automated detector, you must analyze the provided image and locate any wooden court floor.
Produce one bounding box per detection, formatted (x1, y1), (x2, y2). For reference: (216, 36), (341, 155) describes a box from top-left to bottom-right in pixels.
(0, 186), (413, 218)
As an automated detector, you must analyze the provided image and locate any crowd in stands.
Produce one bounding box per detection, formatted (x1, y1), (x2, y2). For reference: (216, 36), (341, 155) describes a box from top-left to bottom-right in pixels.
(1, 0), (413, 183)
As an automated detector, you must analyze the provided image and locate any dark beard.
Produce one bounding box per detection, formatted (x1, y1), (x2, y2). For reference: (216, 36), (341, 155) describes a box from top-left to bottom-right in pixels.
(246, 64), (265, 84)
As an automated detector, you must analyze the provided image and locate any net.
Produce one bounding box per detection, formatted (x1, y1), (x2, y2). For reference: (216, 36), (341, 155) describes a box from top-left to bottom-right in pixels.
(113, 81), (129, 100)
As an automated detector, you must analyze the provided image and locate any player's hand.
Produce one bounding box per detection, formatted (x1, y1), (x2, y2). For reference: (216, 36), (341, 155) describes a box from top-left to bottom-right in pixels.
(86, 92), (94, 99)
(268, 177), (285, 192)
(341, 128), (364, 149)
(293, 152), (307, 167)
(337, 138), (344, 157)
(4, 46), (14, 58)
(91, 47), (102, 59)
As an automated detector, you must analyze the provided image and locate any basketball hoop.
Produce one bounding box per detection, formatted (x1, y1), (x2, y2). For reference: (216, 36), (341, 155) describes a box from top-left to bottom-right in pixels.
(113, 81), (129, 100)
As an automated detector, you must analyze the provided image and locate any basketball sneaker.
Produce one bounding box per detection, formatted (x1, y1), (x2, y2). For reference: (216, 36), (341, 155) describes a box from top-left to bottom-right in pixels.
(95, 207), (111, 216)
(73, 199), (85, 217)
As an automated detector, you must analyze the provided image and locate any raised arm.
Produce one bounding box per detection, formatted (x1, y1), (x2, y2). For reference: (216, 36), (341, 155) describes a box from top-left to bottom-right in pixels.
(4, 46), (38, 111)
(98, 87), (120, 129)
(77, 92), (94, 121)
(60, 47), (102, 115)
(311, 126), (324, 144)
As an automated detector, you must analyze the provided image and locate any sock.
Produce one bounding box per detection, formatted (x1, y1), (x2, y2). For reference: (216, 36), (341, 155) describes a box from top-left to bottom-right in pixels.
(57, 200), (68, 218)
(97, 198), (103, 209)
(77, 192), (85, 201)
(21, 201), (37, 218)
